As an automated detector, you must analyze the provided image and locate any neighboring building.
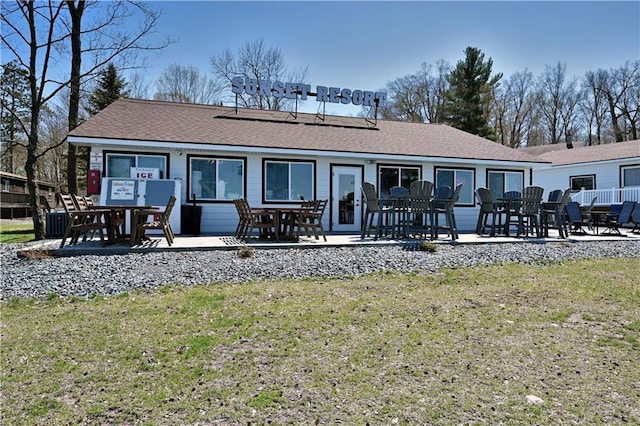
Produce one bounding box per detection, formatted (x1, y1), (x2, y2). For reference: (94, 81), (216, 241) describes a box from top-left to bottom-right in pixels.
(526, 140), (640, 204)
(65, 98), (549, 235)
(0, 171), (57, 219)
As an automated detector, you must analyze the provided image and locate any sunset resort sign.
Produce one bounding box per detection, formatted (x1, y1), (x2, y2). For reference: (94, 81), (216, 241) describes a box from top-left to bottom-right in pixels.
(231, 77), (386, 107)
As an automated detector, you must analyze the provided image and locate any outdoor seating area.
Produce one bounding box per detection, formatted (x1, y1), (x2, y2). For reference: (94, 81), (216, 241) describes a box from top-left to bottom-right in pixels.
(356, 181), (640, 243)
(360, 180), (463, 241)
(57, 193), (168, 248)
(48, 184), (640, 254)
(232, 198), (328, 242)
(475, 186), (639, 239)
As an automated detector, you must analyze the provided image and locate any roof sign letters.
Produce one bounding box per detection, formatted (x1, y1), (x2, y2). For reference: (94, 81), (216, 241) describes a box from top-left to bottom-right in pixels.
(231, 77), (386, 107)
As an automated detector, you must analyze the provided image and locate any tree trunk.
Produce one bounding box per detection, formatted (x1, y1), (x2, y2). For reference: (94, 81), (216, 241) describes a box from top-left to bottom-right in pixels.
(66, 1), (85, 195)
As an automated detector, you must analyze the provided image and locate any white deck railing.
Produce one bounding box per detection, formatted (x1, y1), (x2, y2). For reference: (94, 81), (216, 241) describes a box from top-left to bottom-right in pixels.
(571, 187), (640, 206)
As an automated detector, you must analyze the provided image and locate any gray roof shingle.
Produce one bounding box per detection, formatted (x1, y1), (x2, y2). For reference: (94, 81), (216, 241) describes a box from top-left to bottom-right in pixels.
(68, 98), (547, 164)
(524, 140), (640, 166)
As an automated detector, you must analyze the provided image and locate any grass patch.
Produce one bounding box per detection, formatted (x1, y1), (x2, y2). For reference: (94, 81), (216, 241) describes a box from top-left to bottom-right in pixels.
(0, 221), (35, 244)
(2, 258), (639, 424)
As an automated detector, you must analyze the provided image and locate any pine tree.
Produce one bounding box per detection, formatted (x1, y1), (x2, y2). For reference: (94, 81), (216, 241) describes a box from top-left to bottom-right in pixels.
(1, 60), (31, 174)
(86, 63), (129, 116)
(445, 47), (502, 140)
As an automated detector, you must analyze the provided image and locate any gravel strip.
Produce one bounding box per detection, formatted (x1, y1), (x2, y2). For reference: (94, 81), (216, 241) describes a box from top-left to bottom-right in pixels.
(1, 240), (639, 299)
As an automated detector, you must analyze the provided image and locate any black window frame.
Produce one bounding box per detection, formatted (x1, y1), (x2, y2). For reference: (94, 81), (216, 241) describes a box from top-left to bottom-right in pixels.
(103, 150), (170, 179)
(186, 154), (247, 203)
(376, 164), (422, 199)
(620, 164), (640, 188)
(569, 174), (596, 191)
(486, 169), (525, 201)
(262, 158), (316, 204)
(434, 166), (476, 206)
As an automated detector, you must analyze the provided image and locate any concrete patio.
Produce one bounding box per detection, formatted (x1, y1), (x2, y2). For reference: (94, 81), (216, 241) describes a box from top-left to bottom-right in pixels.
(26, 227), (640, 257)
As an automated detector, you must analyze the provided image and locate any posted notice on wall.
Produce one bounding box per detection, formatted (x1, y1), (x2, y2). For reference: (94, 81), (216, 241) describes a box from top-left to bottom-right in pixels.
(110, 180), (135, 200)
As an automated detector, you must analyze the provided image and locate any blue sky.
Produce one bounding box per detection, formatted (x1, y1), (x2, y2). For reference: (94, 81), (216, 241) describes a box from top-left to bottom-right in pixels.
(4, 1), (637, 114)
(140, 1), (639, 114)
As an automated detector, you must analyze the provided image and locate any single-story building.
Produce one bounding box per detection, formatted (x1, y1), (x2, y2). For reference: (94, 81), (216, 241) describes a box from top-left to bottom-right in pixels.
(526, 140), (640, 205)
(66, 98), (553, 235)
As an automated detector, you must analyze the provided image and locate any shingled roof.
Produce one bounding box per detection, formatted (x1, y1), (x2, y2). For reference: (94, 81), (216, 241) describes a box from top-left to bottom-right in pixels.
(68, 98), (546, 164)
(523, 140), (640, 166)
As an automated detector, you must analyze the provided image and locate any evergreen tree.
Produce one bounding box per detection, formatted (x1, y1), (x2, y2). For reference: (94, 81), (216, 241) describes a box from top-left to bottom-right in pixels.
(1, 60), (31, 174)
(445, 47), (502, 139)
(86, 63), (129, 116)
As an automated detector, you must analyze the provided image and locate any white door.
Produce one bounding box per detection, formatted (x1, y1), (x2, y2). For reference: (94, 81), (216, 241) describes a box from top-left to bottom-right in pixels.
(331, 165), (363, 232)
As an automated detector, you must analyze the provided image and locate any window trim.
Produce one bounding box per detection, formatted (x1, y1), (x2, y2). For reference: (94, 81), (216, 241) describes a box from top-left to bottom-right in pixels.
(376, 163), (422, 199)
(186, 154), (247, 203)
(486, 168), (525, 202)
(103, 150), (170, 179)
(620, 164), (640, 188)
(569, 174), (596, 191)
(434, 166), (476, 206)
(262, 158), (316, 204)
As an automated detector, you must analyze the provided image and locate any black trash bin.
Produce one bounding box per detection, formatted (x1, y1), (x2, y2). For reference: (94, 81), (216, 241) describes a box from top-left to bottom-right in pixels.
(181, 205), (202, 236)
(46, 212), (69, 238)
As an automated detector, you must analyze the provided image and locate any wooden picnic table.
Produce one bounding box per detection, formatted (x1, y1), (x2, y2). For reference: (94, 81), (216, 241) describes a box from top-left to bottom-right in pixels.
(90, 205), (158, 244)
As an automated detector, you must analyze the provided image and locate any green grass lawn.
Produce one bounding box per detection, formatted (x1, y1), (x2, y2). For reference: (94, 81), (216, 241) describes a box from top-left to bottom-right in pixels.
(0, 220), (35, 244)
(2, 258), (639, 424)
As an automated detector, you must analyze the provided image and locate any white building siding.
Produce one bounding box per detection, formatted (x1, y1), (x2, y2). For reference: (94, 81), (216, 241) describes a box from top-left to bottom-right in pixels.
(88, 147), (541, 236)
(533, 159), (639, 192)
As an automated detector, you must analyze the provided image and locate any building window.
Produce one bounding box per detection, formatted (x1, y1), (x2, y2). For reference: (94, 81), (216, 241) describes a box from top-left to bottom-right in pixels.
(189, 156), (245, 201)
(105, 152), (168, 179)
(487, 170), (524, 200)
(264, 160), (314, 202)
(435, 167), (475, 205)
(570, 174), (595, 191)
(378, 165), (420, 199)
(621, 165), (640, 187)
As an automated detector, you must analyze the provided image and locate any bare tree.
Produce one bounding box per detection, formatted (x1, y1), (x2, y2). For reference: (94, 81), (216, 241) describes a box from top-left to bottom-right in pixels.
(613, 61), (640, 141)
(581, 69), (611, 145)
(382, 61), (451, 123)
(1, 0), (169, 238)
(154, 63), (220, 104)
(127, 70), (152, 99)
(492, 70), (535, 147)
(65, 0), (170, 194)
(536, 62), (581, 144)
(210, 39), (308, 111)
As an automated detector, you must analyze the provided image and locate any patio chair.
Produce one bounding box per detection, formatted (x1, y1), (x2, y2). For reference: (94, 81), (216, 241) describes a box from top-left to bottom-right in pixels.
(433, 183), (463, 240)
(407, 180), (434, 239)
(361, 182), (393, 240)
(58, 193), (108, 248)
(234, 198), (276, 240)
(475, 187), (503, 236)
(295, 199), (328, 241)
(631, 203), (640, 233)
(133, 195), (176, 246)
(565, 201), (590, 234)
(547, 189), (562, 202)
(511, 186), (544, 237)
(541, 188), (571, 238)
(409, 180), (433, 200)
(389, 186), (410, 237)
(602, 200), (636, 235)
(233, 198), (247, 238)
(501, 190), (522, 235)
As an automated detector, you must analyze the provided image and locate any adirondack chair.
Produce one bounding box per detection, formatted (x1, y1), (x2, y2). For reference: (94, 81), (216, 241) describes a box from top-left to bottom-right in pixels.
(602, 201), (636, 235)
(58, 193), (108, 248)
